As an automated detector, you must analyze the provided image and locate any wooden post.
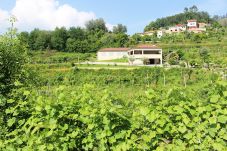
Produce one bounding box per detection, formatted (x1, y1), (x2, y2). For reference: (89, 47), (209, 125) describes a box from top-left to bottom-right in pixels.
(163, 71), (166, 86)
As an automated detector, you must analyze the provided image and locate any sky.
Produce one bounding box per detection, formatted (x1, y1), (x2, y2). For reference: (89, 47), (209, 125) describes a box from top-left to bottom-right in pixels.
(0, 0), (227, 35)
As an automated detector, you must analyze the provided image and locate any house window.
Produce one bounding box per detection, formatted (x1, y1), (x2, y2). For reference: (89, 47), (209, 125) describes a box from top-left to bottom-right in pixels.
(144, 50), (160, 54)
(134, 50), (143, 55)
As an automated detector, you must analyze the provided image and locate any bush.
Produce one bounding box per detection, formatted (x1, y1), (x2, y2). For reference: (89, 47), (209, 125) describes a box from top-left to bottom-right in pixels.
(0, 33), (27, 95)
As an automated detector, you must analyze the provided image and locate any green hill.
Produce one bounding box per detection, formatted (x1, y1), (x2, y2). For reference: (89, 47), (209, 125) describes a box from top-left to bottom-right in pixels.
(144, 5), (214, 31)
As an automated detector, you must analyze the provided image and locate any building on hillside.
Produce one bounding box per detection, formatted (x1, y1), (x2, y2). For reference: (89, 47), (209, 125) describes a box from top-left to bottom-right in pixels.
(97, 48), (130, 60)
(187, 19), (207, 33)
(166, 24), (186, 34)
(157, 30), (165, 38)
(176, 24), (187, 31)
(138, 31), (154, 37)
(97, 44), (162, 65)
(187, 20), (198, 29)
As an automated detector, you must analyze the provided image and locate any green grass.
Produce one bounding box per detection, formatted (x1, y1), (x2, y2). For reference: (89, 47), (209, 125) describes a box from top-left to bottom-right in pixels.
(96, 58), (129, 63)
(28, 50), (96, 64)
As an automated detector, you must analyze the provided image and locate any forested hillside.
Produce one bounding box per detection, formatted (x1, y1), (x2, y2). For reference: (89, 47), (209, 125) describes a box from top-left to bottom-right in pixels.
(144, 5), (214, 31)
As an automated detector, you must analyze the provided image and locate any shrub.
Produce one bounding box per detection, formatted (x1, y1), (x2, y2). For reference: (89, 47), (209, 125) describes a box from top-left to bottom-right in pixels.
(0, 32), (27, 95)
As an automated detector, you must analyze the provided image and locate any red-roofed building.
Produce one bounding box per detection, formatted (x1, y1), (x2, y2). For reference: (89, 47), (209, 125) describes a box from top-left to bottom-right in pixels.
(187, 19), (198, 29)
(167, 24), (186, 34)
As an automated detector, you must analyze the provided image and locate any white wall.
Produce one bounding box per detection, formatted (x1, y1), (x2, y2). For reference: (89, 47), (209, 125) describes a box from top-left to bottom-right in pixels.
(97, 51), (128, 60)
(187, 22), (197, 27)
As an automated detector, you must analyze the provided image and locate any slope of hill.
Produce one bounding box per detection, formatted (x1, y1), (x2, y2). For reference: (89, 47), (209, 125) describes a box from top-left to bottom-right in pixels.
(144, 6), (214, 31)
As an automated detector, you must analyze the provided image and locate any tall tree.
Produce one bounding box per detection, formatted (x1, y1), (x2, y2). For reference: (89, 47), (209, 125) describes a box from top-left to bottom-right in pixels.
(67, 27), (86, 40)
(29, 28), (40, 50)
(66, 38), (89, 53)
(34, 30), (51, 50)
(18, 31), (29, 47)
(189, 5), (198, 12)
(85, 18), (108, 33)
(113, 24), (127, 34)
(51, 27), (68, 51)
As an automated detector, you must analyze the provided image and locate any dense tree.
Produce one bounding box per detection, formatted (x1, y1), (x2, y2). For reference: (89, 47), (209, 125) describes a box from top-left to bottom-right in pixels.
(85, 18), (108, 33)
(113, 24), (127, 34)
(29, 28), (40, 50)
(67, 27), (86, 40)
(66, 38), (89, 53)
(115, 33), (129, 47)
(18, 31), (29, 47)
(34, 30), (51, 50)
(189, 5), (198, 12)
(100, 33), (116, 47)
(51, 27), (68, 51)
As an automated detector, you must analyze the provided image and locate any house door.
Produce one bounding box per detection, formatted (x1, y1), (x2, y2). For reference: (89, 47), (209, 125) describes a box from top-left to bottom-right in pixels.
(149, 59), (155, 65)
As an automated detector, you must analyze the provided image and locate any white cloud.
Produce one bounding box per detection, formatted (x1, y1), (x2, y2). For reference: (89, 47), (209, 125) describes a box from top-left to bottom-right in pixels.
(0, 0), (115, 33)
(0, 9), (10, 32)
(198, 0), (227, 15)
(10, 0), (96, 31)
(106, 23), (115, 31)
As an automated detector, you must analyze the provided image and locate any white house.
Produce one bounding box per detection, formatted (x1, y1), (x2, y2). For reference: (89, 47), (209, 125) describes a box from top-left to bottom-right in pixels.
(187, 20), (207, 33)
(167, 24), (186, 34)
(128, 44), (162, 65)
(187, 20), (197, 28)
(97, 44), (162, 65)
(157, 30), (165, 38)
(97, 48), (130, 60)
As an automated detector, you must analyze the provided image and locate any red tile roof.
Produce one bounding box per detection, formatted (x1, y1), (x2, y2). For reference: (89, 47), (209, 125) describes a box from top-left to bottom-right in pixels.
(176, 24), (185, 27)
(135, 44), (160, 49)
(187, 19), (197, 22)
(99, 45), (161, 52)
(99, 48), (130, 52)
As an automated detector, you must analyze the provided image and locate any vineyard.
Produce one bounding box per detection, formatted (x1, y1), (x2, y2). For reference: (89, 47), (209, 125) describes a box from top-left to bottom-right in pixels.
(0, 12), (227, 151)
(1, 67), (227, 150)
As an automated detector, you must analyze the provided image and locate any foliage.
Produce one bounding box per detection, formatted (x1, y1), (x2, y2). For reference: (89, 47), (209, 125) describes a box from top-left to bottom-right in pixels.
(66, 38), (89, 53)
(85, 18), (108, 33)
(199, 48), (210, 64)
(18, 18), (130, 52)
(51, 27), (68, 51)
(0, 21), (28, 95)
(113, 24), (127, 34)
(1, 79), (227, 150)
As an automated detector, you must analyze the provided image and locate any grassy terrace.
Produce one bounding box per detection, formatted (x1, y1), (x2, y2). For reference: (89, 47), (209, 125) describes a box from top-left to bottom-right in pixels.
(96, 58), (129, 63)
